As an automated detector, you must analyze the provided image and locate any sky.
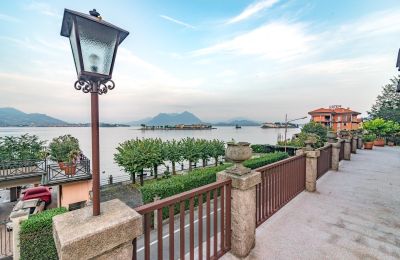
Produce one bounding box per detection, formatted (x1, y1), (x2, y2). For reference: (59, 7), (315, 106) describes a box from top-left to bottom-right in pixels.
(0, 0), (400, 123)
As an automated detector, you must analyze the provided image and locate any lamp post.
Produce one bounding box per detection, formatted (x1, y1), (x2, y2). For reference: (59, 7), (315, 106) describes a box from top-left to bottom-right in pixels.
(60, 9), (129, 216)
(284, 114), (307, 152)
(396, 48), (400, 93)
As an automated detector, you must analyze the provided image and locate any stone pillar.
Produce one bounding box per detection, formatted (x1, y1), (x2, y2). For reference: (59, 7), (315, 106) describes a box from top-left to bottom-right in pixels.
(331, 142), (341, 171)
(357, 137), (363, 149)
(53, 199), (142, 260)
(351, 137), (358, 154)
(217, 171), (261, 258)
(344, 139), (351, 160)
(304, 150), (320, 192)
(11, 213), (29, 260)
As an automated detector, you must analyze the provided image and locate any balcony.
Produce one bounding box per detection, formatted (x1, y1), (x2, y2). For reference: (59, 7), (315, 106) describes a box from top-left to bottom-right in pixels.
(0, 156), (91, 188)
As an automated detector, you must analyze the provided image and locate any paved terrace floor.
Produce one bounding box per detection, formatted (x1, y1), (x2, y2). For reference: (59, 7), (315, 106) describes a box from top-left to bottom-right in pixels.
(223, 146), (400, 260)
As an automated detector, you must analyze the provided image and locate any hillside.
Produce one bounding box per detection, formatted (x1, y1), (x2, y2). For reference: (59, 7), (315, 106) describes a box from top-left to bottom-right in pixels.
(0, 107), (68, 127)
(134, 111), (203, 126)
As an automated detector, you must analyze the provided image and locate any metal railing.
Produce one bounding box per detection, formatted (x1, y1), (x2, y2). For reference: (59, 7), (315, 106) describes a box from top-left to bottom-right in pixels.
(339, 141), (345, 161)
(43, 156), (91, 185)
(255, 154), (306, 227)
(0, 220), (12, 258)
(0, 159), (46, 177)
(317, 145), (332, 179)
(133, 179), (232, 260)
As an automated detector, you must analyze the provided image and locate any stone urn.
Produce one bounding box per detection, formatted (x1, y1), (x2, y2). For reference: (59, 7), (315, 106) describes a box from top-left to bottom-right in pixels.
(339, 130), (350, 139)
(225, 142), (252, 175)
(327, 131), (337, 143)
(304, 134), (318, 151)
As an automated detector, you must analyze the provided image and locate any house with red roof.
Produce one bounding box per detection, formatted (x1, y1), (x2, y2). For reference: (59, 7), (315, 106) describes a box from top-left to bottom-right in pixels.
(308, 105), (362, 131)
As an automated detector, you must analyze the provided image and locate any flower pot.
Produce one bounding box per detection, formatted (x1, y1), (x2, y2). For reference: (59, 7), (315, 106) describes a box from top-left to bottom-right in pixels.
(373, 138), (385, 147)
(64, 164), (76, 175)
(363, 142), (374, 150)
(225, 142), (252, 175)
(58, 162), (66, 170)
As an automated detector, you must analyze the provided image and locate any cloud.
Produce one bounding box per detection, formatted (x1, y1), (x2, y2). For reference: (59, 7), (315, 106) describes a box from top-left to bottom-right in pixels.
(24, 1), (60, 18)
(191, 21), (316, 61)
(226, 0), (279, 25)
(160, 15), (195, 29)
(0, 14), (21, 23)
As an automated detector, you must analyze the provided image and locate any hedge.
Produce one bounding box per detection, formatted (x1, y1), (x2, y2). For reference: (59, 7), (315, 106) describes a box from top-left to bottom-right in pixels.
(243, 152), (289, 169)
(251, 144), (298, 156)
(20, 207), (68, 260)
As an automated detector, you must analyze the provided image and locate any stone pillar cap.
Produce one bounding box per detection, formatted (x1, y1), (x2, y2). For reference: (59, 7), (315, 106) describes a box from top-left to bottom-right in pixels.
(217, 170), (261, 190)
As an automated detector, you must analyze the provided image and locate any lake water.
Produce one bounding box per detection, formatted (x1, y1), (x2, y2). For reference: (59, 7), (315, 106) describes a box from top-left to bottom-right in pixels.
(0, 126), (300, 183)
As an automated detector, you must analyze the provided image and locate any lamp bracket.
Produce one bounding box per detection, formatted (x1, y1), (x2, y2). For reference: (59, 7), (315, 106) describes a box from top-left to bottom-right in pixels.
(74, 79), (115, 95)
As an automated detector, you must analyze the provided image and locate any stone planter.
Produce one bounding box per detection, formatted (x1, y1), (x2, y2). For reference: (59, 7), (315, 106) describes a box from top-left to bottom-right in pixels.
(388, 141), (395, 147)
(225, 142), (252, 175)
(373, 138), (385, 147)
(364, 142), (374, 150)
(327, 131), (337, 143)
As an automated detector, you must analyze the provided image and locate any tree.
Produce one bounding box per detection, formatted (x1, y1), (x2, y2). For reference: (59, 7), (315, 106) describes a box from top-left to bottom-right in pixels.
(181, 137), (200, 171)
(368, 76), (400, 123)
(209, 139), (225, 166)
(164, 139), (182, 175)
(363, 118), (388, 139)
(301, 121), (327, 146)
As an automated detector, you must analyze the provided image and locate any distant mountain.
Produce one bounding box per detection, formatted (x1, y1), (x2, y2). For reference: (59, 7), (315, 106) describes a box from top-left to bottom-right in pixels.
(0, 107), (68, 127)
(130, 111), (204, 126)
(214, 119), (260, 126)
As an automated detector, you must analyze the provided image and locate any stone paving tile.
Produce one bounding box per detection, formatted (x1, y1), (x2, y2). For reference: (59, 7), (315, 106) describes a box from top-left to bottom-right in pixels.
(222, 147), (400, 260)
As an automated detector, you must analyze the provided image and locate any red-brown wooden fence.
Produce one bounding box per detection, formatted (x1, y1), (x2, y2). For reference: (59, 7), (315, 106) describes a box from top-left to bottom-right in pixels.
(255, 154), (306, 227)
(317, 145), (332, 179)
(133, 179), (232, 260)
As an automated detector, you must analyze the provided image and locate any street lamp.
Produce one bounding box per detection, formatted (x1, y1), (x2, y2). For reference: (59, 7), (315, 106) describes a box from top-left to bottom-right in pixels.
(60, 9), (129, 216)
(284, 114), (307, 152)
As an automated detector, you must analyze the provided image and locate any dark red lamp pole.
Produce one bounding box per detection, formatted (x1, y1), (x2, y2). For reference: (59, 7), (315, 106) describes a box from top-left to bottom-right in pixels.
(60, 9), (129, 216)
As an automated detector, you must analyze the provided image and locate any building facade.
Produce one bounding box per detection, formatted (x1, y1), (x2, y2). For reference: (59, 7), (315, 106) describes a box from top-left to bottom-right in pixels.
(308, 105), (362, 131)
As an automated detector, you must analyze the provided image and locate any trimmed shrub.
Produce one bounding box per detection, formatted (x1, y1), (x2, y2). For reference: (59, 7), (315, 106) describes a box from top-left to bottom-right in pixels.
(20, 207), (68, 260)
(251, 144), (298, 156)
(243, 152), (289, 169)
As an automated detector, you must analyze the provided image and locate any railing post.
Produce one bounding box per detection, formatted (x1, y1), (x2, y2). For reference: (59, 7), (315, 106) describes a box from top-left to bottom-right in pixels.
(153, 195), (160, 229)
(357, 136), (363, 149)
(217, 143), (261, 258)
(344, 139), (351, 160)
(297, 148), (320, 192)
(331, 141), (341, 171)
(351, 137), (358, 154)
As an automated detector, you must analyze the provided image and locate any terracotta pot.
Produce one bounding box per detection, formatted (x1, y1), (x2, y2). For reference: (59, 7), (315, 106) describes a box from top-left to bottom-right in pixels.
(373, 138), (385, 147)
(364, 142), (374, 150)
(64, 164), (76, 175)
(58, 162), (65, 170)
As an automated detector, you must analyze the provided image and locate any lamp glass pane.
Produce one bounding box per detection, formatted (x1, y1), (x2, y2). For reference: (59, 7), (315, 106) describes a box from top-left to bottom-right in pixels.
(76, 16), (118, 76)
(69, 22), (81, 75)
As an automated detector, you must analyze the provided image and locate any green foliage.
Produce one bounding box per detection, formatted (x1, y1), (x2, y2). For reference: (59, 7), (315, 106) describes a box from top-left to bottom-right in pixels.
(180, 137), (201, 170)
(0, 134), (46, 162)
(251, 144), (297, 156)
(301, 121), (328, 144)
(48, 135), (80, 162)
(362, 134), (376, 142)
(208, 139), (225, 166)
(243, 152), (289, 169)
(368, 76), (400, 122)
(20, 207), (68, 260)
(163, 139), (182, 174)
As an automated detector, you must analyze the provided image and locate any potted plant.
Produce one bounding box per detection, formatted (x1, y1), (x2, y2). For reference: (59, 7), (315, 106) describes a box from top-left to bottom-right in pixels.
(363, 118), (387, 147)
(362, 134), (376, 150)
(49, 135), (80, 175)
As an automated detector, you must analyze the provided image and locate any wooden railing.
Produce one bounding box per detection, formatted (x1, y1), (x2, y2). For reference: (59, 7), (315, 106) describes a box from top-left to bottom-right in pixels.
(133, 179), (232, 260)
(317, 145), (332, 179)
(255, 154), (306, 227)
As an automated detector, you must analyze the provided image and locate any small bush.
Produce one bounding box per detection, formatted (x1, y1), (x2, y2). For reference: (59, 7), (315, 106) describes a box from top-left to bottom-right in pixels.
(251, 144), (298, 156)
(243, 152), (289, 169)
(20, 207), (68, 260)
